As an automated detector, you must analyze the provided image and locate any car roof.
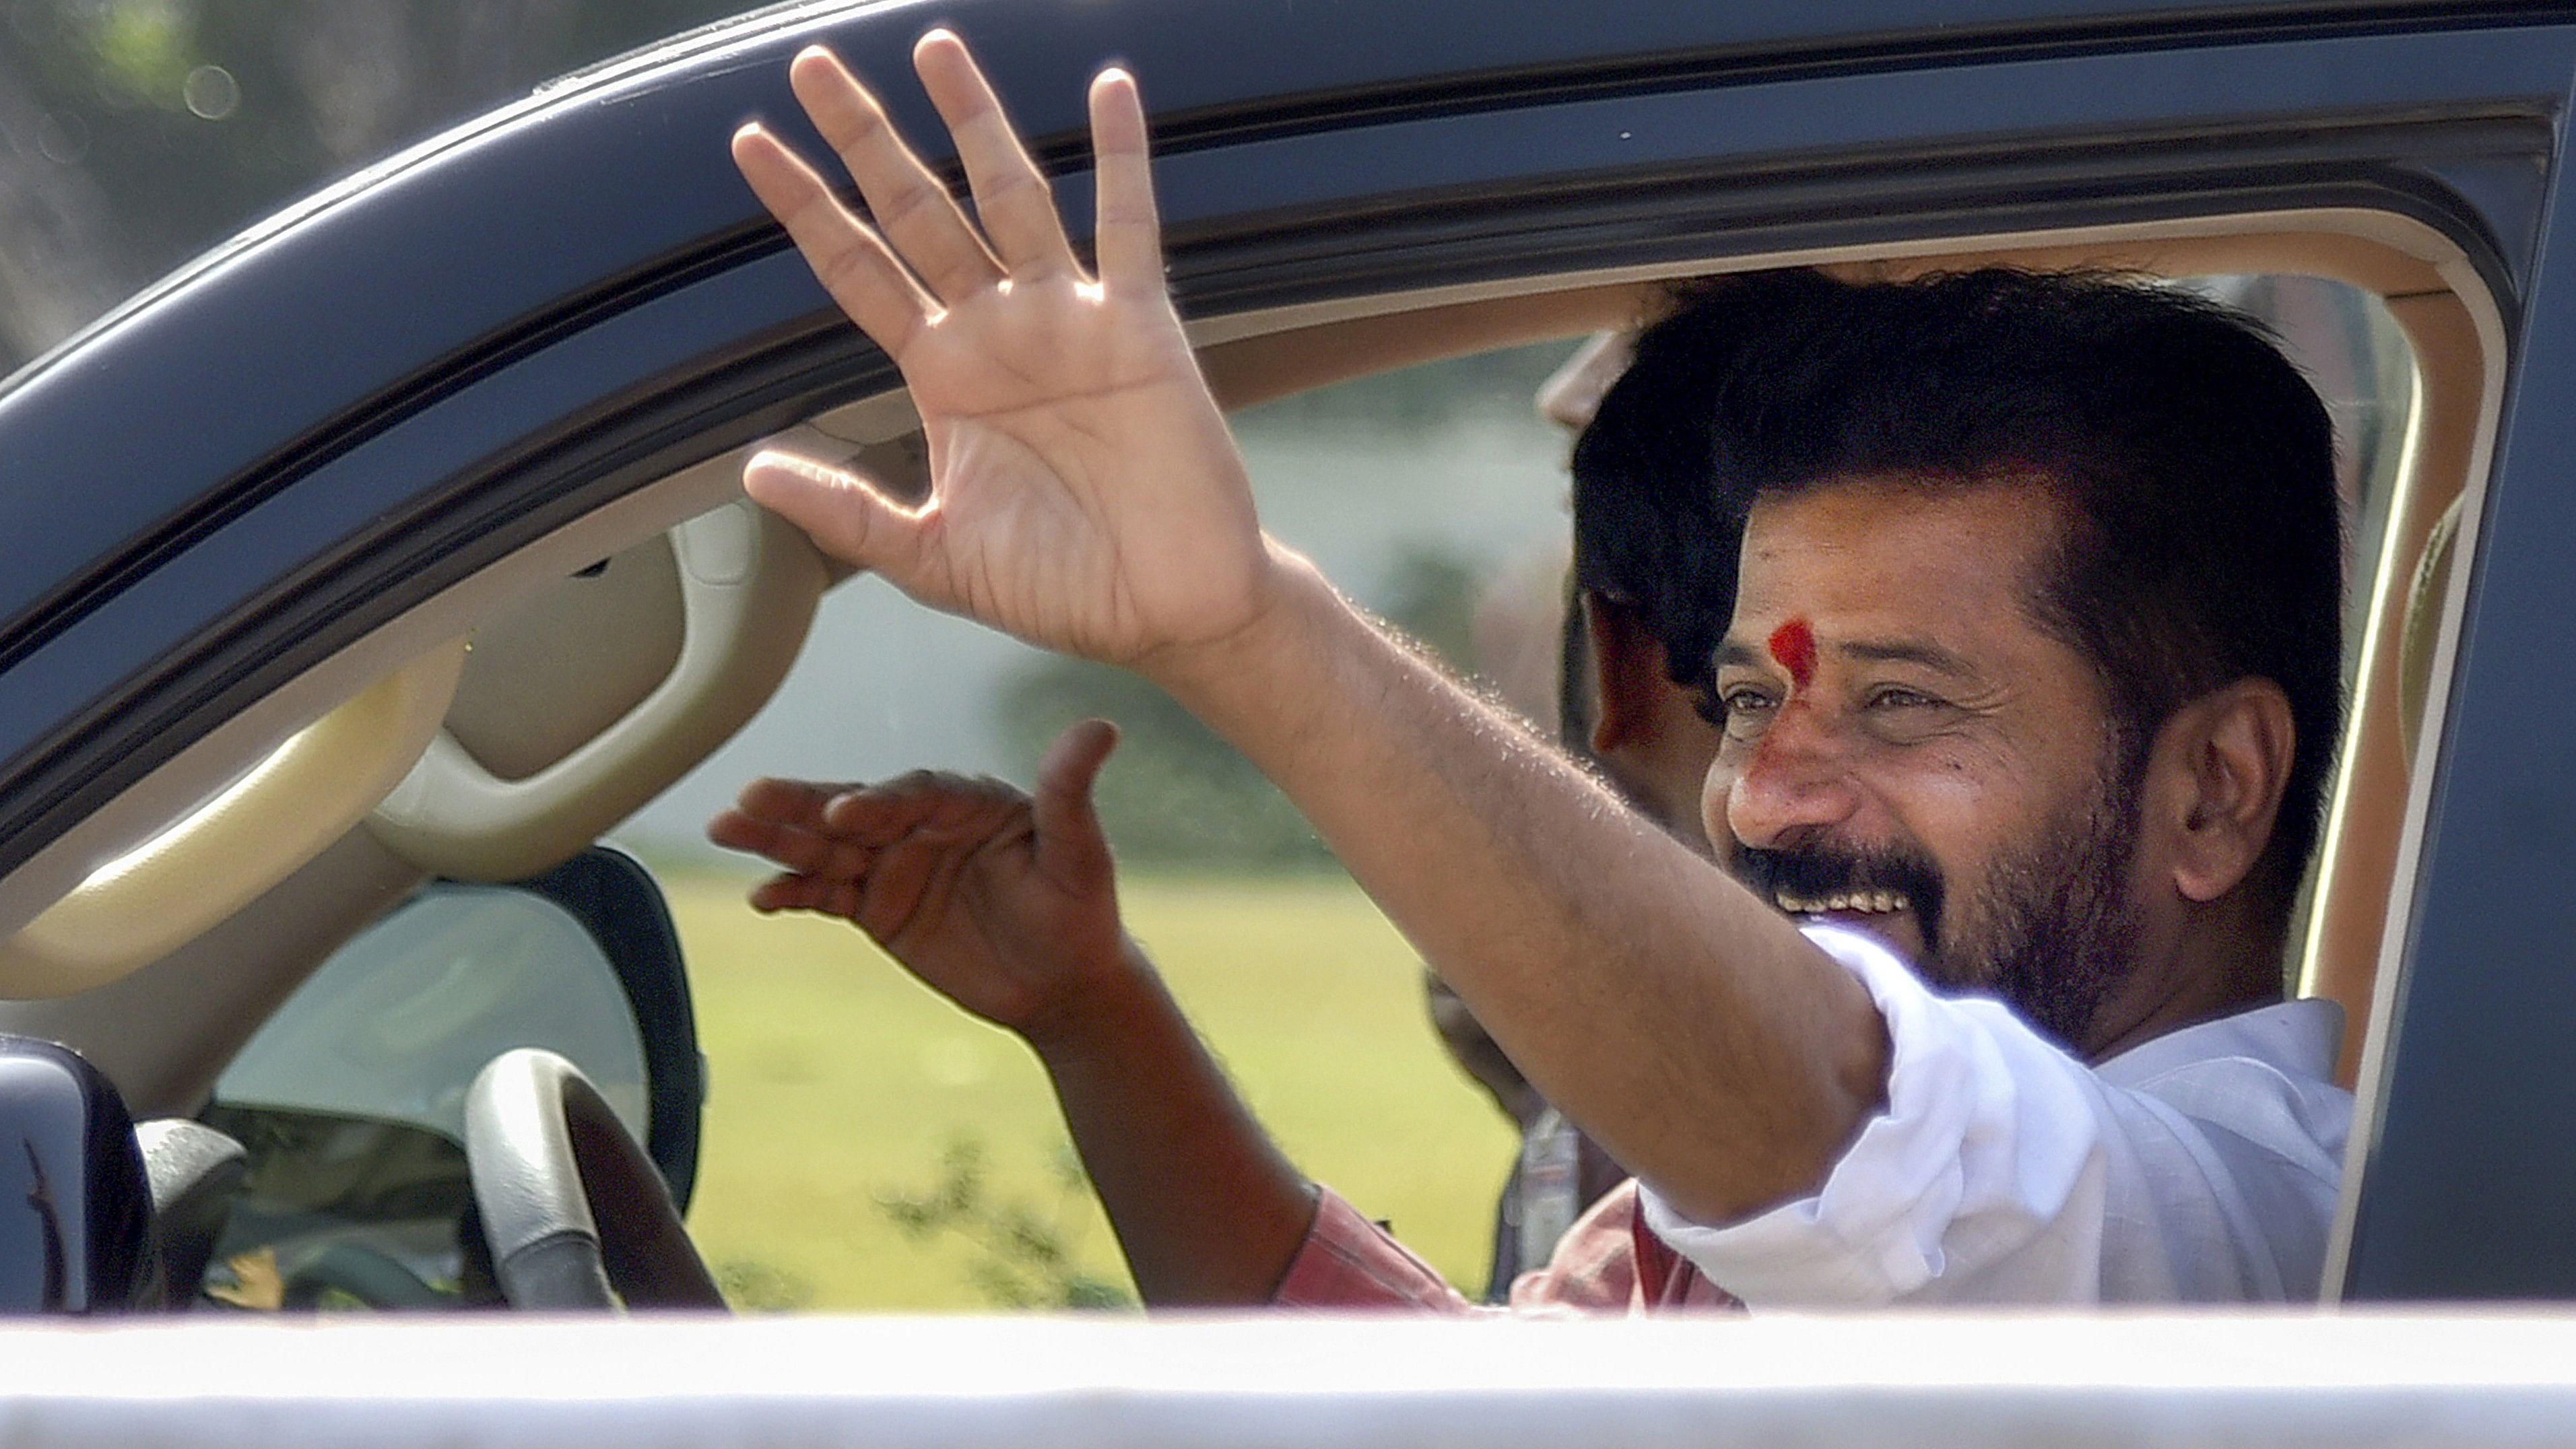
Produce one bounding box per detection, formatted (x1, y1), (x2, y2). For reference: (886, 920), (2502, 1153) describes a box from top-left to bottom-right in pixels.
(0, 0), (2525, 662)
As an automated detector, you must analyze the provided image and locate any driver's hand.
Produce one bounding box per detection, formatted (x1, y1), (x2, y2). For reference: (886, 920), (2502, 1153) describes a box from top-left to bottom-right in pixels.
(707, 720), (1139, 1044)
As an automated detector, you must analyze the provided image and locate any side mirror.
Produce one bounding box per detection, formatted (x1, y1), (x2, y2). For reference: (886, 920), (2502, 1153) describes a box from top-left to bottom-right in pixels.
(0, 1036), (154, 1312)
(197, 846), (700, 1310)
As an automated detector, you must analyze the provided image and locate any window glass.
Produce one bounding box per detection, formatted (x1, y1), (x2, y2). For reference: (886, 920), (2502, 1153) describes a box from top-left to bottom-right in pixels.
(203, 881), (652, 1310)
(0, 6), (2433, 1321)
(2185, 275), (2419, 690)
(640, 275), (2420, 1313)
(631, 342), (1576, 1310)
(216, 885), (648, 1141)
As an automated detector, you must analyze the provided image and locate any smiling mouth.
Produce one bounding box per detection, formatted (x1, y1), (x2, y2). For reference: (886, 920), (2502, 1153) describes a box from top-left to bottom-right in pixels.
(1774, 889), (1913, 916)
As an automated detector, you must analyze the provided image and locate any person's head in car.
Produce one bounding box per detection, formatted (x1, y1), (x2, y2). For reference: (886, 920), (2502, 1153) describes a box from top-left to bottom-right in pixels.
(1579, 268), (2341, 1058)
(1547, 330), (1727, 840)
(1426, 328), (1731, 1128)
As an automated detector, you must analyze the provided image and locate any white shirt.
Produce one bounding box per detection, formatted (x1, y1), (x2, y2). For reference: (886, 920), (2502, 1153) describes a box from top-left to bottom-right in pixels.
(1639, 923), (2352, 1306)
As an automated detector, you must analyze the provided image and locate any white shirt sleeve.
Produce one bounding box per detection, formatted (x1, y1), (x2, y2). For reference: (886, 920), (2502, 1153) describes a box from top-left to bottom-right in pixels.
(1636, 924), (2348, 1307)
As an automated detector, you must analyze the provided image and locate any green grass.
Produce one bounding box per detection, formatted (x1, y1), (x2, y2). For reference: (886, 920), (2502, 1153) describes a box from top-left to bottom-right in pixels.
(668, 867), (1519, 1310)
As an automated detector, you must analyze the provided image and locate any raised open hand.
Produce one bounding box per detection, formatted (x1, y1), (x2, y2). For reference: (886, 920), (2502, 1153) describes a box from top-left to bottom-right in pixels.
(733, 34), (1273, 668)
(706, 720), (1137, 1042)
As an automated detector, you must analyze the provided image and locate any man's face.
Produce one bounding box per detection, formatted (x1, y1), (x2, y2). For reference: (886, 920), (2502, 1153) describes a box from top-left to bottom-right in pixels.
(1590, 663), (1721, 845)
(1706, 475), (2150, 1047)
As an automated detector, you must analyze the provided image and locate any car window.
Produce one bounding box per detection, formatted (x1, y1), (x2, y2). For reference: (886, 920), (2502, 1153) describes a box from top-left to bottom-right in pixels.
(626, 283), (2417, 1312)
(2188, 275), (2418, 689)
(202, 881), (654, 1310)
(216, 885), (649, 1141)
(625, 341), (1579, 1310)
(1, 3), (2433, 1306)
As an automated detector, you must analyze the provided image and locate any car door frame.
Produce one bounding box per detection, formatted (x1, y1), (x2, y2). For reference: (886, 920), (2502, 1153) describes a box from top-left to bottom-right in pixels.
(0, 0), (2569, 1297)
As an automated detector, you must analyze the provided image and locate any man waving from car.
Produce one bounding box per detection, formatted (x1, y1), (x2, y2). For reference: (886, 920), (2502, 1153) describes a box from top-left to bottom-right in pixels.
(713, 31), (2350, 1308)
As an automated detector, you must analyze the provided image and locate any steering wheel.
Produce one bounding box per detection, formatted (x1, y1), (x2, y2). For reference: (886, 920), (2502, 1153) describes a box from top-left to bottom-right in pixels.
(463, 1048), (726, 1310)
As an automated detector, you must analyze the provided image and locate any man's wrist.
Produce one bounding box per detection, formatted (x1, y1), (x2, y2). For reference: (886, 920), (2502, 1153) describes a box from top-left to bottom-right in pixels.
(1134, 541), (1339, 703)
(1018, 937), (1177, 1069)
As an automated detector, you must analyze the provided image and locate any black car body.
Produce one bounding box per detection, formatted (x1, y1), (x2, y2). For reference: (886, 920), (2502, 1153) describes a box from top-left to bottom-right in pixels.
(0, 1), (2571, 1425)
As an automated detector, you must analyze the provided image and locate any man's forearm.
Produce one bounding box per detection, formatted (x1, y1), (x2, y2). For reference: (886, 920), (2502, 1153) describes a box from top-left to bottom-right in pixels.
(731, 32), (1882, 1238)
(1029, 942), (1317, 1307)
(1146, 551), (1890, 1225)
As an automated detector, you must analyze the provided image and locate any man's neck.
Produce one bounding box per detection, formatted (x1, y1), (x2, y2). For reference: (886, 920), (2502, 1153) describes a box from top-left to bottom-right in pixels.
(2082, 896), (2288, 1063)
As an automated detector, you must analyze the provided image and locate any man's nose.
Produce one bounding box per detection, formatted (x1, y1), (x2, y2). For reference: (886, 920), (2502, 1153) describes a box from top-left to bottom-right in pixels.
(1721, 703), (1864, 849)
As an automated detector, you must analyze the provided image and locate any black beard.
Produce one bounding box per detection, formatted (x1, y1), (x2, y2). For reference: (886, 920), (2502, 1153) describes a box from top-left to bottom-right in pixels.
(1956, 760), (2146, 1051)
(1728, 739), (2147, 1052)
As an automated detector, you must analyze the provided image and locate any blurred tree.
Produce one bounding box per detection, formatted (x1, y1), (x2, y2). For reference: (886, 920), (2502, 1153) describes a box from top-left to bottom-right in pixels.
(0, 0), (745, 372)
(1377, 545), (1479, 668)
(994, 340), (1574, 871)
(998, 545), (1486, 870)
(877, 1136), (1133, 1311)
(0, 31), (125, 363)
(1232, 340), (1572, 436)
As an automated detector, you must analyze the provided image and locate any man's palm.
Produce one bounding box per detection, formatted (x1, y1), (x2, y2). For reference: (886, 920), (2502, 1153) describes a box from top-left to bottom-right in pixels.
(733, 35), (1269, 666)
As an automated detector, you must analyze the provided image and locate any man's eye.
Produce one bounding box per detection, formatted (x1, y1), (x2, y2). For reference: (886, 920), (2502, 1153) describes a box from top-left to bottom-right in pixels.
(1862, 685), (1961, 745)
(1717, 686), (1777, 741)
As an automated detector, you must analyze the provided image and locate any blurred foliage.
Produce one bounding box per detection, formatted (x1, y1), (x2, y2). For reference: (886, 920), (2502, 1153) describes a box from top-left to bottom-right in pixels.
(1232, 339), (1573, 435)
(1379, 545), (1480, 667)
(997, 546), (1484, 868)
(877, 1136), (1133, 1311)
(673, 868), (1510, 1307)
(0, 0), (748, 369)
(87, 0), (193, 104)
(714, 1254), (817, 1312)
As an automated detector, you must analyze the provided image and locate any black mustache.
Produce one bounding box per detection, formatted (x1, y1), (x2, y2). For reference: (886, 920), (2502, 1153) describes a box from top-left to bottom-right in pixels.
(1731, 842), (1945, 943)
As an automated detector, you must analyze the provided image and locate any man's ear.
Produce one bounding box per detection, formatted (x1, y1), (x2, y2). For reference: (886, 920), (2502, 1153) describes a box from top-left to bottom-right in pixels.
(2151, 679), (2297, 903)
(1582, 593), (1670, 755)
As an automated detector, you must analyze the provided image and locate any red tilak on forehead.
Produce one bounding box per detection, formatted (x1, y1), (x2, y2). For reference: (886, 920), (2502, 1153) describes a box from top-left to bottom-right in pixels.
(1768, 617), (1818, 689)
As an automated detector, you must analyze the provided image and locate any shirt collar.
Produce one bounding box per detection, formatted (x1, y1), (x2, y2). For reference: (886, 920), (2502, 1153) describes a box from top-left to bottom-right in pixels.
(2094, 996), (2344, 1088)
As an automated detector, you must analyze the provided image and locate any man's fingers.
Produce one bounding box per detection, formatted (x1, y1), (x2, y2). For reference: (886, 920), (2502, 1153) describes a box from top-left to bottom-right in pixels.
(850, 832), (952, 945)
(710, 808), (874, 881)
(820, 773), (999, 848)
(748, 871), (874, 924)
(728, 776), (852, 833)
(708, 805), (795, 859)
(744, 448), (931, 578)
(750, 872), (841, 916)
(786, 46), (1003, 304)
(1032, 718), (1119, 884)
(913, 30), (1081, 281)
(1086, 67), (1162, 293)
(732, 123), (931, 352)
(706, 806), (781, 855)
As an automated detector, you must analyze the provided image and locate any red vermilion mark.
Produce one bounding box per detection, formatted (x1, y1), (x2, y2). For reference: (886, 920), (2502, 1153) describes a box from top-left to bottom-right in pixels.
(1768, 617), (1818, 692)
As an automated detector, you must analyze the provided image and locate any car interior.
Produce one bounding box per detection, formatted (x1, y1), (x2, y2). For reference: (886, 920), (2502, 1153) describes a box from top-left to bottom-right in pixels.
(0, 201), (2503, 1310)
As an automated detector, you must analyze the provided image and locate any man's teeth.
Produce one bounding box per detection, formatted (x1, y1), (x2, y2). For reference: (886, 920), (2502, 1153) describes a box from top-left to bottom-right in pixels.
(1775, 889), (1910, 915)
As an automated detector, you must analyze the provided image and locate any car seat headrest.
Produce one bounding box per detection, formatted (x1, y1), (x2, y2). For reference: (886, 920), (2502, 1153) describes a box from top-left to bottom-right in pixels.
(135, 1119), (247, 1309)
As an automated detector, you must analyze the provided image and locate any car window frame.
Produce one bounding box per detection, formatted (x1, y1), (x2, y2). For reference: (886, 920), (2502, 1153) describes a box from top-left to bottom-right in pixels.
(0, 6), (2565, 1302)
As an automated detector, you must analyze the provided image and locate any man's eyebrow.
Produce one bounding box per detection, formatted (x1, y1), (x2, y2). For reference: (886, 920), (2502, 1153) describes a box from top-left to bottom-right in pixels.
(1713, 636), (1977, 679)
(1837, 638), (1981, 681)
(1714, 639), (1762, 670)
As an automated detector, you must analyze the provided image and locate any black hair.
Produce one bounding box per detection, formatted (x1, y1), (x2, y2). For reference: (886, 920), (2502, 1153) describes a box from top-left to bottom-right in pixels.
(1571, 267), (2344, 912)
(1570, 269), (1852, 704)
